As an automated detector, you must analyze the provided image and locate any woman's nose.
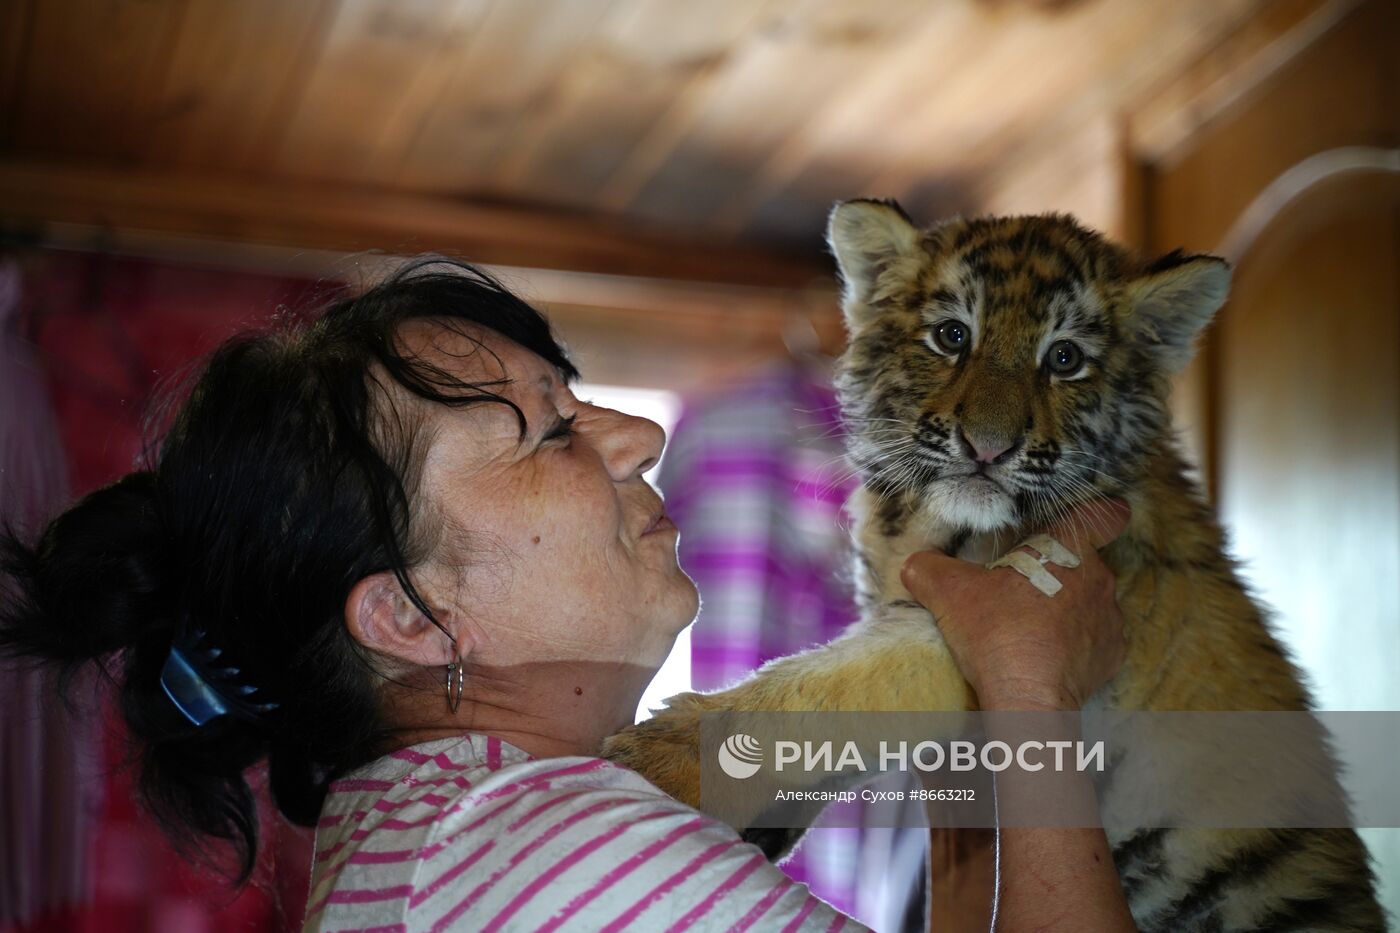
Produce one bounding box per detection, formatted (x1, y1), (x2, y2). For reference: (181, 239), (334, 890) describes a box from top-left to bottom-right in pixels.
(594, 409), (666, 481)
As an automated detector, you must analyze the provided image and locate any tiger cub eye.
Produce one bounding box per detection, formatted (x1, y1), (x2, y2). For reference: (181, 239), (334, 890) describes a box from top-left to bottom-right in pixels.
(931, 320), (969, 354)
(1046, 339), (1084, 375)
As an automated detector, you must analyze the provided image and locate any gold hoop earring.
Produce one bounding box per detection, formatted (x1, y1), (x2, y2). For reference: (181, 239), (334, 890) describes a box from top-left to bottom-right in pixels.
(445, 659), (464, 713)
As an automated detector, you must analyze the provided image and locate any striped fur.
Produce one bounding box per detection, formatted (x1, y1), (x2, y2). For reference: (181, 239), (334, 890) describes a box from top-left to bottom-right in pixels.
(604, 202), (1386, 931)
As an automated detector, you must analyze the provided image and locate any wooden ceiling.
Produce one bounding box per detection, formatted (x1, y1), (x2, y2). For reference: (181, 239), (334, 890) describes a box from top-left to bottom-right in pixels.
(0, 0), (1312, 281)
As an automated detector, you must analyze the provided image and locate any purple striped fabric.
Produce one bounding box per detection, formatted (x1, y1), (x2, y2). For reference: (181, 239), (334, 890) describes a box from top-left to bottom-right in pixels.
(303, 733), (864, 932)
(659, 364), (927, 931)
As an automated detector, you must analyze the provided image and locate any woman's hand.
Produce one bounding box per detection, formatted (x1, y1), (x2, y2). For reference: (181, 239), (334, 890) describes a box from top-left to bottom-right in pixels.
(900, 499), (1132, 711)
(903, 500), (1139, 932)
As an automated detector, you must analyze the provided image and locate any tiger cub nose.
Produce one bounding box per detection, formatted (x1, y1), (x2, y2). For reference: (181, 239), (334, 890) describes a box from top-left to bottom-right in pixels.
(959, 428), (1022, 464)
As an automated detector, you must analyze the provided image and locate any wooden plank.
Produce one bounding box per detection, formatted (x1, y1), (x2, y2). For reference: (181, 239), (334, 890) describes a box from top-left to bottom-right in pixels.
(1144, 0), (1398, 494)
(604, 0), (936, 223)
(1151, 0), (1399, 253)
(719, 0), (1259, 238)
(0, 159), (827, 287)
(485, 0), (777, 205)
(1116, 123), (1151, 252)
(12, 0), (185, 159)
(699, 0), (988, 233)
(268, 0), (494, 182)
(390, 0), (620, 193)
(355, 0), (493, 182)
(546, 0), (799, 209)
(856, 0), (1262, 223)
(544, 295), (844, 393)
(132, 0), (339, 174)
(967, 116), (1123, 237)
(1128, 0), (1359, 164)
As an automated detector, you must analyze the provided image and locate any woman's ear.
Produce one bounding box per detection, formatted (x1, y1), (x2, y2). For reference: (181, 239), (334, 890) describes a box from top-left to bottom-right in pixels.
(343, 571), (465, 668)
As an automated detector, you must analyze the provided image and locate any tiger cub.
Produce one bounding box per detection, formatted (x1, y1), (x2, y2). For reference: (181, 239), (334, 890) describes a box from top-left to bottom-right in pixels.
(604, 200), (1385, 931)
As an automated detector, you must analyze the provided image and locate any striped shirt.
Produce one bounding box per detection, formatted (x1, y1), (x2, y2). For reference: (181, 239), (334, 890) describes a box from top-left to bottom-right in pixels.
(303, 733), (865, 933)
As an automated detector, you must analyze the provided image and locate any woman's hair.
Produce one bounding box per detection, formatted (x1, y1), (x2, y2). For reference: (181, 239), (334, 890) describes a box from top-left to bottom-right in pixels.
(0, 257), (578, 882)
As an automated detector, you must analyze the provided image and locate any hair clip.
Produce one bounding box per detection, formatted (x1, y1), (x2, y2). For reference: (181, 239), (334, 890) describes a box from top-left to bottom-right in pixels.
(158, 626), (279, 728)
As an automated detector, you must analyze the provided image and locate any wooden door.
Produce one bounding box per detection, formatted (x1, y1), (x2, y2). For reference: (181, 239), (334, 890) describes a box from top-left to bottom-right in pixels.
(1142, 0), (1399, 915)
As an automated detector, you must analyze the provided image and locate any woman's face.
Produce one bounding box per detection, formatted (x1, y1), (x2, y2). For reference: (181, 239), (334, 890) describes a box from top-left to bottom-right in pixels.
(401, 319), (698, 677)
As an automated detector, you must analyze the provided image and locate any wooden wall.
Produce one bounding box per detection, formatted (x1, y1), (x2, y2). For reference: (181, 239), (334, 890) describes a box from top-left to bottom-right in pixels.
(0, 0), (1269, 244)
(1130, 0), (1399, 913)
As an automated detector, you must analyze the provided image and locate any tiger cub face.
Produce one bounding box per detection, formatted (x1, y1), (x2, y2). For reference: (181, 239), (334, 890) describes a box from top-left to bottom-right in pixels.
(827, 200), (1231, 535)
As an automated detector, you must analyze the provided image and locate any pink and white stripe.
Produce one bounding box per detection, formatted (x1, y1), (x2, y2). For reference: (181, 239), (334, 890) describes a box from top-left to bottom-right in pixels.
(302, 733), (864, 932)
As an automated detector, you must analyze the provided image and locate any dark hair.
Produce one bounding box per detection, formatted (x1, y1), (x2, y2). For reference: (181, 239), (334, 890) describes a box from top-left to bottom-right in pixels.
(0, 257), (578, 882)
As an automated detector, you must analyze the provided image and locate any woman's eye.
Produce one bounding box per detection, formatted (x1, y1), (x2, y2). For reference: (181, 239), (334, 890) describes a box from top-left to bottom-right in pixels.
(545, 415), (577, 443)
(1045, 340), (1085, 376)
(930, 320), (969, 354)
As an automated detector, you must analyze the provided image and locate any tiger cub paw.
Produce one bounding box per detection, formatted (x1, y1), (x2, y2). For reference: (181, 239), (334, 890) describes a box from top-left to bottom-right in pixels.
(602, 691), (719, 808)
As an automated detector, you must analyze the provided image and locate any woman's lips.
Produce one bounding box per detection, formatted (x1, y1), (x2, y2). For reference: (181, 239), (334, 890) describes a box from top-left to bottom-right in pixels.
(642, 510), (676, 536)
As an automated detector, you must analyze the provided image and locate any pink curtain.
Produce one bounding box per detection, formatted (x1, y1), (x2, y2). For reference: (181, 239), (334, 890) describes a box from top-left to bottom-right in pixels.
(660, 362), (927, 931)
(0, 257), (98, 927)
(8, 249), (317, 933)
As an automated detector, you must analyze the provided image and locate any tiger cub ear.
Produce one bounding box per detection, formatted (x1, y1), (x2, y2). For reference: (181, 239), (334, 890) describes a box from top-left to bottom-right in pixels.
(1126, 252), (1231, 374)
(827, 199), (921, 326)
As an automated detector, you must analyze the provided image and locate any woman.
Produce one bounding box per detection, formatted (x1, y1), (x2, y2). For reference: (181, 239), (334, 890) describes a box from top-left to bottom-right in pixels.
(1, 260), (1134, 931)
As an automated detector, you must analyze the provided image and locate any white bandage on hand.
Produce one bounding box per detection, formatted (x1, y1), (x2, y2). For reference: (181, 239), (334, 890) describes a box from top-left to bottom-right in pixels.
(986, 533), (1081, 596)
